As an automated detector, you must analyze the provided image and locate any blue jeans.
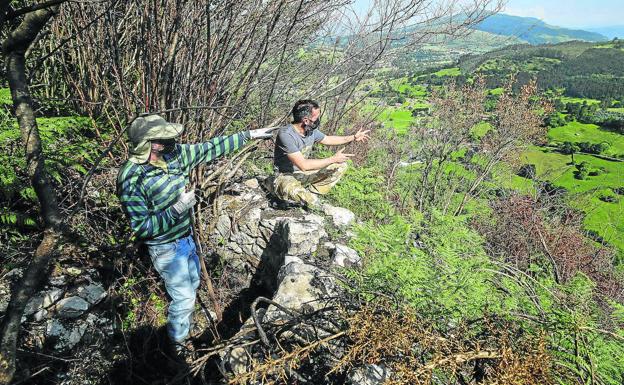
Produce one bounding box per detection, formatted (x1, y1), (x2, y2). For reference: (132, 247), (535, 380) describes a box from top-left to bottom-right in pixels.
(147, 234), (201, 343)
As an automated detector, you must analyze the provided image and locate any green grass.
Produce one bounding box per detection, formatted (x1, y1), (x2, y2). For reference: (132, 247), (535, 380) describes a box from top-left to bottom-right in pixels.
(607, 107), (624, 113)
(488, 88), (504, 96)
(0, 88), (11, 106)
(378, 108), (414, 134)
(547, 121), (624, 157)
(432, 67), (460, 77)
(471, 122), (492, 140)
(520, 147), (624, 254)
(389, 77), (428, 98)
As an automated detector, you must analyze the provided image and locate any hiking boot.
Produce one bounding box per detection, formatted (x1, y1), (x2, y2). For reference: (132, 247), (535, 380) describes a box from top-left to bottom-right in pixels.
(168, 338), (196, 366)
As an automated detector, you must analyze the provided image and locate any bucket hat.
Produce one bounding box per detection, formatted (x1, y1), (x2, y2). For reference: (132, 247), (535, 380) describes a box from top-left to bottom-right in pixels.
(128, 114), (184, 164)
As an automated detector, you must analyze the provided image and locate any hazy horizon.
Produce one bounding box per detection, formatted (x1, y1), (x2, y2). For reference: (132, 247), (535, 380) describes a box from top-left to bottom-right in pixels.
(504, 0), (624, 29)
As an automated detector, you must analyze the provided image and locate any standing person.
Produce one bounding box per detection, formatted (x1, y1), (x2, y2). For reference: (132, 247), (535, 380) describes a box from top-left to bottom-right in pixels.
(116, 114), (273, 354)
(271, 99), (370, 207)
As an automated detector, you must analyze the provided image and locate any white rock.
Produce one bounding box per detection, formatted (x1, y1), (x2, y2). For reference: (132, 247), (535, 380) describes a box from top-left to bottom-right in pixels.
(283, 218), (326, 256)
(243, 178), (259, 189)
(216, 214), (231, 237)
(33, 309), (48, 322)
(347, 364), (392, 385)
(322, 204), (355, 227)
(333, 244), (362, 268)
(55, 297), (90, 319)
(49, 275), (66, 286)
(66, 267), (82, 276)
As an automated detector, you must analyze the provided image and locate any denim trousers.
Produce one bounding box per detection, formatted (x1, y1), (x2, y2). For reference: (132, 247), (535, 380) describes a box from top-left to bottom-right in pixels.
(147, 234), (200, 343)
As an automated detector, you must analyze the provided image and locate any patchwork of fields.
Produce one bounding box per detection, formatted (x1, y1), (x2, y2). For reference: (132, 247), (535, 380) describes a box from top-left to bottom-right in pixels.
(373, 76), (624, 257)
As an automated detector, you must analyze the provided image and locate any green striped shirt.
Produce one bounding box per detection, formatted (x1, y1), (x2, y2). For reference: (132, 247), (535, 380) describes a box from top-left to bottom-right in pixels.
(117, 132), (250, 245)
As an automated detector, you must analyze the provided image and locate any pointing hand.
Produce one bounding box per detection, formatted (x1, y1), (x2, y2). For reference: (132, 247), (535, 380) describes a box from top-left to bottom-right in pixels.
(332, 148), (354, 163)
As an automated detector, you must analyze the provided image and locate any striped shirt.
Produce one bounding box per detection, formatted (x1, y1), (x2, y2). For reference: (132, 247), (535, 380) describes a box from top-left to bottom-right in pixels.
(117, 132), (250, 245)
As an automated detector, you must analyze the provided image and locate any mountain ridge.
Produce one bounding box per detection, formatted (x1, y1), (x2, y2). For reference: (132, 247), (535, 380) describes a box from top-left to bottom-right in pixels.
(473, 13), (609, 45)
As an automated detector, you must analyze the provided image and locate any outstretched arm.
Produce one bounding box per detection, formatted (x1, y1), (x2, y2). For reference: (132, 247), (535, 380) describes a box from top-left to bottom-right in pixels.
(320, 128), (370, 146)
(180, 131), (250, 172)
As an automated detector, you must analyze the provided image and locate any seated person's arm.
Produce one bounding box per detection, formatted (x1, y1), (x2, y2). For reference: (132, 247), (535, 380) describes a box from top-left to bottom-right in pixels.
(320, 135), (354, 146)
(286, 150), (352, 172)
(319, 128), (370, 146)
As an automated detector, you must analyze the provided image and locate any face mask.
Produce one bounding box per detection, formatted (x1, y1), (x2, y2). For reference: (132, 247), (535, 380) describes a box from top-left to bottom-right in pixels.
(304, 117), (320, 135)
(153, 139), (177, 155)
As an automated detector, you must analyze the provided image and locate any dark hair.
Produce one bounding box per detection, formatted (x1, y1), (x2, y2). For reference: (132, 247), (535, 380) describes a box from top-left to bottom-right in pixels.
(291, 99), (320, 123)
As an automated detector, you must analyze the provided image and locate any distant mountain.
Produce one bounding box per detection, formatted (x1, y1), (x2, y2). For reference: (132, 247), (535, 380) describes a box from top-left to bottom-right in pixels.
(474, 14), (608, 45)
(585, 26), (624, 40)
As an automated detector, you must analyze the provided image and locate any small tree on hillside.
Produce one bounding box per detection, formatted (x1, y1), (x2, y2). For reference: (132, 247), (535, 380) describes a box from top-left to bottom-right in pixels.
(559, 141), (580, 164)
(454, 78), (549, 215)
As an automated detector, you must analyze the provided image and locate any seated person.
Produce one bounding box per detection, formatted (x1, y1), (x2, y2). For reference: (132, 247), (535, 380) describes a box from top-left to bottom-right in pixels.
(271, 99), (370, 206)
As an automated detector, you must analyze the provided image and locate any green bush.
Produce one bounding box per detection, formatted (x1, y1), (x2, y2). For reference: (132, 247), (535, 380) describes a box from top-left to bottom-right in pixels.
(328, 165), (394, 221)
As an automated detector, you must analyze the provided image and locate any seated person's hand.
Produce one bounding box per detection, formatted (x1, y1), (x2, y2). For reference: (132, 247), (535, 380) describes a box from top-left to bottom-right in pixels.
(332, 148), (354, 163)
(354, 128), (371, 142)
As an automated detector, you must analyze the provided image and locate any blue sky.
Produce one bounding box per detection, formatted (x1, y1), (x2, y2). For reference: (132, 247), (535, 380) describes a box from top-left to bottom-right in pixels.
(504, 0), (624, 28)
(352, 0), (624, 29)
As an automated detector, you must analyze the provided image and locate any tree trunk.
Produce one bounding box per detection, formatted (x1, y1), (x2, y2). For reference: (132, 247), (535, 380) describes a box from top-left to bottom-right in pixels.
(0, 6), (63, 384)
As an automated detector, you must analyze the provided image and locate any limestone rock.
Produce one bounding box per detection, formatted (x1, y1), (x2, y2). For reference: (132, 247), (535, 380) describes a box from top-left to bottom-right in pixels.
(55, 296), (90, 319)
(347, 364), (392, 385)
(333, 244), (362, 268)
(77, 283), (107, 305)
(46, 319), (89, 351)
(216, 214), (231, 238)
(243, 178), (260, 189)
(24, 288), (64, 316)
(322, 204), (355, 227)
(282, 217), (326, 256)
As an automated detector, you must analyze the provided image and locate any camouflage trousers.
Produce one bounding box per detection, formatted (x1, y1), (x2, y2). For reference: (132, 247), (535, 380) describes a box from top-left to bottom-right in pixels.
(269, 162), (348, 207)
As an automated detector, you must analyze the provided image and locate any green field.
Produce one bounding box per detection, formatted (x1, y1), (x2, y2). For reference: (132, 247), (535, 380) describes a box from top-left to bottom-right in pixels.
(520, 147), (624, 254)
(560, 96), (601, 105)
(547, 121), (624, 157)
(608, 107), (624, 113)
(432, 67), (461, 77)
(378, 108), (414, 134)
(390, 78), (427, 98)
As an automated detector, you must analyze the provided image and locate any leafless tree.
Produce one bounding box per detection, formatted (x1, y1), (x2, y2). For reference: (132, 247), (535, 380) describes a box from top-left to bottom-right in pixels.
(0, 2), (65, 383)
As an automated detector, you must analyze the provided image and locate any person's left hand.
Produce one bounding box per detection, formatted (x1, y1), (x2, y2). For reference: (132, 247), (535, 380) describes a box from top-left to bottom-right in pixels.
(353, 128), (371, 142)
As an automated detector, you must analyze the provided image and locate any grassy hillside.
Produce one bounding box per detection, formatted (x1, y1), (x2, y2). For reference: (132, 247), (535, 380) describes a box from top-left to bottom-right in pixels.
(521, 147), (624, 252)
(458, 39), (624, 100)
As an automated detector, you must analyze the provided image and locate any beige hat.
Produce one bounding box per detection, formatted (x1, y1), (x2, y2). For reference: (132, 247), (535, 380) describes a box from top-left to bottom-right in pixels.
(128, 114), (184, 164)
